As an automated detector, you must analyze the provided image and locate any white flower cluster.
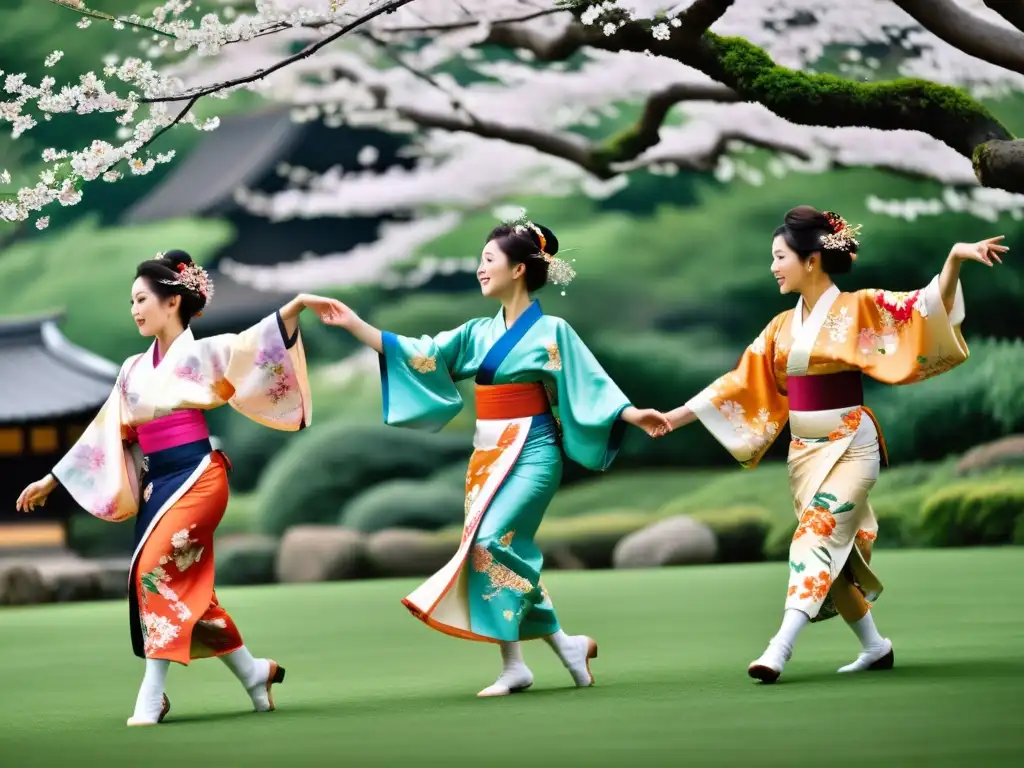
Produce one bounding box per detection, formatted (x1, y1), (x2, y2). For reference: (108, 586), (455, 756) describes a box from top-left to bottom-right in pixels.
(0, 0), (356, 227)
(575, 0), (680, 42)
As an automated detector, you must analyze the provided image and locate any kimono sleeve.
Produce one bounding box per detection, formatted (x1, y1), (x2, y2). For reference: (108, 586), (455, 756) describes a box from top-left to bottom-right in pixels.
(51, 360), (141, 523)
(378, 320), (478, 432)
(546, 319), (631, 472)
(855, 275), (969, 384)
(684, 316), (789, 469)
(198, 311), (312, 430)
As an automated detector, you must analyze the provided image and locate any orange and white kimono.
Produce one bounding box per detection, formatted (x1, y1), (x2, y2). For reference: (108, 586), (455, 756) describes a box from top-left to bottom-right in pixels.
(685, 276), (967, 621)
(51, 312), (311, 662)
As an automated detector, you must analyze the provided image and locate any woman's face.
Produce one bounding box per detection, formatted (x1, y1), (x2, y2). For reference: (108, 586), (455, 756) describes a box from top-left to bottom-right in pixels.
(130, 277), (179, 337)
(770, 235), (813, 295)
(477, 239), (524, 298)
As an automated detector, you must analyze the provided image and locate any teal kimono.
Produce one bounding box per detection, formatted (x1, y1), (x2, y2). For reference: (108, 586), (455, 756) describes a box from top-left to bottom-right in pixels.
(380, 300), (631, 643)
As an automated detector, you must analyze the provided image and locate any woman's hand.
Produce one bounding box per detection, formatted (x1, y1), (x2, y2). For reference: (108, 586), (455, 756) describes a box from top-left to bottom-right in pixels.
(16, 475), (57, 513)
(298, 294), (351, 326)
(621, 406), (673, 438)
(948, 236), (1008, 267)
(281, 293), (348, 324)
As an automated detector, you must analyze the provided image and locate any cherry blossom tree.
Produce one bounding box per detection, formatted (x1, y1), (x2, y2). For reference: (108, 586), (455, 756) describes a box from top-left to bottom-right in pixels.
(3, 0), (1024, 285)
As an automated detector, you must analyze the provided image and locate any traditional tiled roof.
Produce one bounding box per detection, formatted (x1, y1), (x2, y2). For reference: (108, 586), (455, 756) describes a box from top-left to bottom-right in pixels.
(0, 311), (119, 424)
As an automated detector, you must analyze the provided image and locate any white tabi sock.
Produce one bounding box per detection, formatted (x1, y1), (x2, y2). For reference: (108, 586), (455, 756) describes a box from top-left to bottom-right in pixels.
(544, 629), (597, 687)
(500, 641), (525, 669)
(771, 609), (810, 656)
(848, 611), (886, 650)
(128, 659), (169, 724)
(544, 629), (573, 657)
(220, 645), (270, 692)
(478, 642), (533, 697)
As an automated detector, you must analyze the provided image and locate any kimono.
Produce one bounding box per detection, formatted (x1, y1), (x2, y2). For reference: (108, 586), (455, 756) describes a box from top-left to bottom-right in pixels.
(51, 312), (311, 663)
(686, 276), (968, 622)
(379, 300), (630, 643)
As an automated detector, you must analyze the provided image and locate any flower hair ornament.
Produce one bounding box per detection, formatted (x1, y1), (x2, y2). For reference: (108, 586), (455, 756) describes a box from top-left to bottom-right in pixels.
(821, 211), (862, 258)
(156, 253), (215, 311)
(509, 219), (578, 292)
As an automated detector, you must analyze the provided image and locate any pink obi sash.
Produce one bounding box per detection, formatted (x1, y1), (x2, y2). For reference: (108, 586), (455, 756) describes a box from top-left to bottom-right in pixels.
(132, 410), (211, 455)
(784, 371), (863, 411)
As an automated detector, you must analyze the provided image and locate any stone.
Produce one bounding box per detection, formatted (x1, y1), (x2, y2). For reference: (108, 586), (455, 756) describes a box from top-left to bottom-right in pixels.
(612, 516), (719, 569)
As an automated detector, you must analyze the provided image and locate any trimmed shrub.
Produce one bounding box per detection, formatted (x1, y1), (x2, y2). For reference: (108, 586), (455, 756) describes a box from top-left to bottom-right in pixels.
(919, 479), (1024, 547)
(339, 479), (464, 533)
(215, 535), (278, 586)
(255, 422), (471, 536)
(66, 513), (134, 558)
(870, 339), (1024, 464)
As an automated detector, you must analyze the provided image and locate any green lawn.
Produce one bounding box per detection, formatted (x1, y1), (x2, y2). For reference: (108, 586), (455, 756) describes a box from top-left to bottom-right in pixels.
(2, 550), (1023, 766)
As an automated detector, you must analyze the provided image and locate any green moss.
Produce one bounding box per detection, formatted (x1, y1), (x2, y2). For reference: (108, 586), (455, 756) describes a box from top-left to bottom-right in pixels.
(973, 142), (991, 176)
(593, 123), (647, 166)
(701, 33), (1010, 148)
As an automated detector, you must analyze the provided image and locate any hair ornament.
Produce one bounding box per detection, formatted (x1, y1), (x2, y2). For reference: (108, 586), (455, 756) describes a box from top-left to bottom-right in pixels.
(820, 211), (862, 257)
(155, 252), (215, 304)
(510, 219), (578, 289)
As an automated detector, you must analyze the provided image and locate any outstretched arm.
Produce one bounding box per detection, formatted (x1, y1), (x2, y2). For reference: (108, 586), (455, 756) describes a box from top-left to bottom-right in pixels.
(316, 300), (383, 353)
(278, 293), (353, 340)
(940, 236), (1008, 314)
(664, 404), (699, 431)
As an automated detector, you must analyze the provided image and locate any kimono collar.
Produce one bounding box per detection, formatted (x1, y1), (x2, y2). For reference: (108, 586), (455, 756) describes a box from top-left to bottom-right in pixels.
(498, 299), (543, 331)
(791, 283), (840, 336)
(151, 327), (195, 367)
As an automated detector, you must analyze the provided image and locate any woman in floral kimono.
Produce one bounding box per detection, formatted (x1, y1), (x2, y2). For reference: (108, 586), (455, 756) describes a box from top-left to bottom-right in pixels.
(325, 216), (669, 697)
(662, 206), (1006, 684)
(16, 250), (344, 725)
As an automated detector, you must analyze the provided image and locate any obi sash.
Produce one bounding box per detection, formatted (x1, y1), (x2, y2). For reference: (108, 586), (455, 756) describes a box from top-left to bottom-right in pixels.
(785, 371), (863, 411)
(785, 371), (888, 466)
(475, 382), (551, 420)
(135, 410), (210, 455)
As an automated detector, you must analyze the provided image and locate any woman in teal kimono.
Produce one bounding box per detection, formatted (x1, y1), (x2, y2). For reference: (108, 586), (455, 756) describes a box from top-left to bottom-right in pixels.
(327, 218), (669, 697)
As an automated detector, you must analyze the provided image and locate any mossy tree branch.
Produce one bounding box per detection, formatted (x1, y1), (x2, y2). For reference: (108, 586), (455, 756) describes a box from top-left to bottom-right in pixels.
(488, 1), (1024, 193)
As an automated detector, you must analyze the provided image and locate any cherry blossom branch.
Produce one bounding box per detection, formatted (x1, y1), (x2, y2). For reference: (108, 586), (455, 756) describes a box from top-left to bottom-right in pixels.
(47, 0), (181, 39)
(358, 31), (482, 124)
(891, 0), (1024, 76)
(141, 0), (420, 104)
(375, 7), (562, 34)
(983, 1), (1024, 33)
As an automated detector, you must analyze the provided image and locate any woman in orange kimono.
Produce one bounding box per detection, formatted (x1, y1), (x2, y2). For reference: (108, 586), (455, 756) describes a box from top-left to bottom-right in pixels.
(16, 250), (344, 725)
(662, 206), (1007, 683)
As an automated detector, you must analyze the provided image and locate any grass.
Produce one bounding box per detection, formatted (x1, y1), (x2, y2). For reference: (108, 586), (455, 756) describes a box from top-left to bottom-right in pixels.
(2, 549), (1023, 765)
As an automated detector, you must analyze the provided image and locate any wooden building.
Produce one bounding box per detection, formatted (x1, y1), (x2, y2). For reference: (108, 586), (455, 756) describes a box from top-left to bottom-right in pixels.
(0, 311), (119, 552)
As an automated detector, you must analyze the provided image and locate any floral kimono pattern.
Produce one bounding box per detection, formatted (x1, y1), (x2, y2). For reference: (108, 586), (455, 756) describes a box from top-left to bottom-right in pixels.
(51, 311), (312, 661)
(686, 275), (968, 620)
(379, 300), (631, 643)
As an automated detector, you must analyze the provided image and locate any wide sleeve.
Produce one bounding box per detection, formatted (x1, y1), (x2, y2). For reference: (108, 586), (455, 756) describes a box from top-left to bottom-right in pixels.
(51, 361), (141, 523)
(546, 320), (631, 472)
(198, 311), (312, 430)
(684, 316), (789, 469)
(378, 321), (477, 431)
(855, 275), (969, 384)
